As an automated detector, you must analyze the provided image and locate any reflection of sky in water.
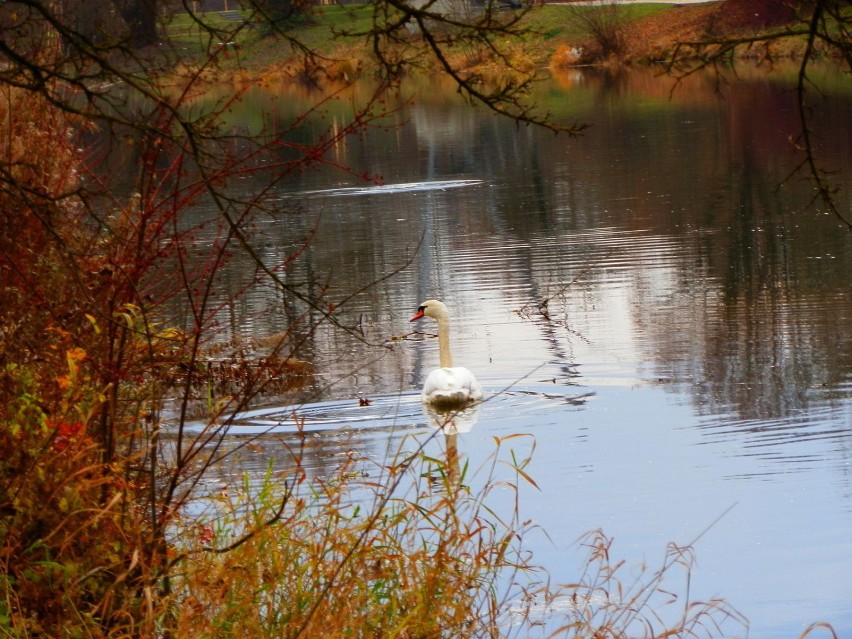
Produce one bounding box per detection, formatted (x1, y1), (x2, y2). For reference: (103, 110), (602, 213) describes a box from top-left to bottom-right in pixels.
(175, 369), (851, 638)
(168, 67), (852, 639)
(484, 386), (849, 625)
(176, 221), (852, 638)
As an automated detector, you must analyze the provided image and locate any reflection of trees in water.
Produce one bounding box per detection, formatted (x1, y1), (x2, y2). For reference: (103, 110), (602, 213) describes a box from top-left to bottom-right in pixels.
(507, 69), (852, 423)
(631, 147), (851, 421)
(160, 69), (850, 418)
(689, 81), (849, 420)
(700, 159), (849, 420)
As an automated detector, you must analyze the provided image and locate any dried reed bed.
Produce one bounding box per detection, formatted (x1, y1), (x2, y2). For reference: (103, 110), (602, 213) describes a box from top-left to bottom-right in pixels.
(154, 426), (755, 639)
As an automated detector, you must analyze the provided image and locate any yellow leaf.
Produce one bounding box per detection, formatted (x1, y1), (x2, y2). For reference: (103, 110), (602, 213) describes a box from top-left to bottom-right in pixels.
(84, 313), (100, 334)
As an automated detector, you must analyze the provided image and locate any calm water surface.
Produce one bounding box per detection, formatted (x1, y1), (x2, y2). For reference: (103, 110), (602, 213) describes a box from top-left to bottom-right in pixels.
(177, 65), (852, 638)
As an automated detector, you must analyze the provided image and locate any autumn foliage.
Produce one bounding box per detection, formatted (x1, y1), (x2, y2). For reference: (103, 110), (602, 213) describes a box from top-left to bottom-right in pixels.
(0, 85), (144, 632)
(6, 0), (839, 636)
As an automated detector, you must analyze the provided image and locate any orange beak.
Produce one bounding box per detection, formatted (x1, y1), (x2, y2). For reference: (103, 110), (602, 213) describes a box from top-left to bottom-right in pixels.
(410, 309), (424, 322)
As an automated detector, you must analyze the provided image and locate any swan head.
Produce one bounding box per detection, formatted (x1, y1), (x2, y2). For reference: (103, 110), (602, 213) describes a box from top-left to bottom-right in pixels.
(410, 299), (449, 323)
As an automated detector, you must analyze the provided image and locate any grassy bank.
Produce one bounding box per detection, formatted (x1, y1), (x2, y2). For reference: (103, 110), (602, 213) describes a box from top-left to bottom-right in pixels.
(160, 4), (689, 73)
(161, 0), (818, 82)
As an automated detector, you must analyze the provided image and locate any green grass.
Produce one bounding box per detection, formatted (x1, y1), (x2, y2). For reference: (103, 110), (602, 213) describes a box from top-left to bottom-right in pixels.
(160, 3), (685, 70)
(313, 4), (376, 30)
(276, 5), (376, 53)
(163, 11), (244, 39)
(522, 4), (670, 41)
(161, 5), (377, 68)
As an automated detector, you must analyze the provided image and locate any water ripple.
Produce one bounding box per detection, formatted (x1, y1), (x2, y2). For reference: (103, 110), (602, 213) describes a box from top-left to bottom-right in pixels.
(286, 179), (484, 198)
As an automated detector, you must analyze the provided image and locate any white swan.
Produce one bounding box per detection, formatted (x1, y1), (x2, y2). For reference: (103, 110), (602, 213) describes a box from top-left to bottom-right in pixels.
(410, 300), (483, 409)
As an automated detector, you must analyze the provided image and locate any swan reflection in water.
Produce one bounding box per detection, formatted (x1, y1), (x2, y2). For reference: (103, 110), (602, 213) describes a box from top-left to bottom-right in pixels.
(423, 401), (481, 435)
(423, 402), (481, 489)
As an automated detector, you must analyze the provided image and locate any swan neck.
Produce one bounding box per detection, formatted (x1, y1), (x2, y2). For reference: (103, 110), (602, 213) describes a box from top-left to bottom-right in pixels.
(436, 315), (454, 368)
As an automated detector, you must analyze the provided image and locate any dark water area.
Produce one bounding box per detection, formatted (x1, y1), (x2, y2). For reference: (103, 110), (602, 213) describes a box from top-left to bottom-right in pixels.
(169, 64), (852, 638)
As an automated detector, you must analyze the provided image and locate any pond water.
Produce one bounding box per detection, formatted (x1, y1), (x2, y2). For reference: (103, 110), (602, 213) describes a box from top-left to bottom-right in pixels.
(174, 64), (852, 638)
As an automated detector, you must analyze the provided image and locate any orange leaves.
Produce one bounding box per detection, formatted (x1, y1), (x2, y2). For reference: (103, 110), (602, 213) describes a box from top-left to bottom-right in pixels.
(57, 346), (87, 391)
(197, 524), (216, 546)
(47, 419), (85, 451)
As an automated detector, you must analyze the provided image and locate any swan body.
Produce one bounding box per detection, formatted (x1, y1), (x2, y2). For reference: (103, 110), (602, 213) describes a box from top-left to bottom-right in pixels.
(410, 300), (483, 409)
(422, 367), (481, 408)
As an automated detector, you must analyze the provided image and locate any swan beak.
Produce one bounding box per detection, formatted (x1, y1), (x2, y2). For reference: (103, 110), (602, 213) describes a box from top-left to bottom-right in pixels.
(410, 309), (424, 322)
